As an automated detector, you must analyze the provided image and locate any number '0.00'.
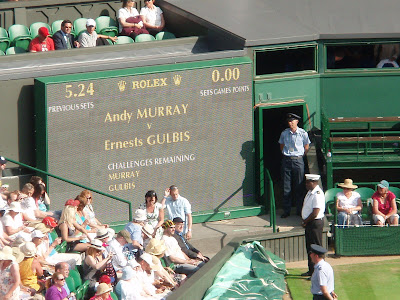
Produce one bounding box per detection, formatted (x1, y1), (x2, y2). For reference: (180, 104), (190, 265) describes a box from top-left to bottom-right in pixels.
(211, 68), (240, 83)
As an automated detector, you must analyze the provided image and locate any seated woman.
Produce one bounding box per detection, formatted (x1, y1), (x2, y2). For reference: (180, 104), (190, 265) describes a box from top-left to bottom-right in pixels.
(140, 0), (165, 36)
(372, 180), (399, 226)
(83, 239), (114, 298)
(0, 246), (21, 300)
(118, 0), (148, 39)
(32, 183), (50, 213)
(139, 190), (164, 239)
(58, 200), (91, 253)
(19, 241), (44, 295)
(75, 195), (97, 241)
(45, 272), (73, 300)
(80, 190), (109, 229)
(336, 179), (362, 226)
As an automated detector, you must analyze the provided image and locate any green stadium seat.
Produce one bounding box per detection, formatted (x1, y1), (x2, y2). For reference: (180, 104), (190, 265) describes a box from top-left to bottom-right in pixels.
(8, 24), (31, 50)
(155, 31), (176, 40)
(73, 18), (88, 38)
(114, 35), (134, 44)
(65, 276), (76, 292)
(324, 187), (342, 223)
(0, 50), (5, 55)
(110, 292), (118, 300)
(49, 230), (58, 242)
(389, 186), (400, 198)
(95, 16), (118, 37)
(0, 27), (10, 53)
(69, 269), (82, 287)
(51, 20), (63, 35)
(355, 187), (375, 224)
(5, 46), (26, 55)
(135, 33), (155, 43)
(29, 22), (52, 39)
(355, 187), (375, 201)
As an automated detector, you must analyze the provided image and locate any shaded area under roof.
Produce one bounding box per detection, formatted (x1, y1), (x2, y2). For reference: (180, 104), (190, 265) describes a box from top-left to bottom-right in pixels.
(162, 0), (400, 47)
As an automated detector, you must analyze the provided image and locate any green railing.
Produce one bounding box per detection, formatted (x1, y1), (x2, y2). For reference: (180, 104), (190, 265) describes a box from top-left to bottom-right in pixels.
(265, 168), (276, 233)
(4, 157), (132, 222)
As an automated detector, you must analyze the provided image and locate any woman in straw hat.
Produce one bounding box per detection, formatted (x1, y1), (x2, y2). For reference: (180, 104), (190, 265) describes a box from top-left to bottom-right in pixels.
(89, 282), (112, 300)
(336, 179), (362, 226)
(0, 246), (22, 299)
(83, 239), (114, 298)
(19, 241), (45, 295)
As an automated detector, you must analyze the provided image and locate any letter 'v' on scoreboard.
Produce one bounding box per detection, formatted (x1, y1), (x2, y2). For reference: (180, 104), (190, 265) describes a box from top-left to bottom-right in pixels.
(34, 57), (255, 223)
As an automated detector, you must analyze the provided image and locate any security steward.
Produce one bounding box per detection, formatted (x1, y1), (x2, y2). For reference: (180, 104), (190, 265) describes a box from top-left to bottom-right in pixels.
(279, 113), (311, 218)
(310, 244), (337, 300)
(301, 174), (325, 276)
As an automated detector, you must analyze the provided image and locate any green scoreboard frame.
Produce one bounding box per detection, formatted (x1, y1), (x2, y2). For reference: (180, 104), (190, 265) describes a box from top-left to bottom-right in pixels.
(35, 57), (262, 223)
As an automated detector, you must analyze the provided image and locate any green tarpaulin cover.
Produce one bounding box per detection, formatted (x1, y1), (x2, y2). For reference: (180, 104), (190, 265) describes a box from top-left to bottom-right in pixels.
(203, 241), (287, 300)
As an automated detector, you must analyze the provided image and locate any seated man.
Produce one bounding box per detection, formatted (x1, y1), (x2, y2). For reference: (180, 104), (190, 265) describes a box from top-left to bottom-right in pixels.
(53, 19), (80, 50)
(172, 217), (208, 262)
(78, 18), (117, 47)
(336, 179), (362, 226)
(20, 183), (52, 223)
(29, 27), (55, 52)
(372, 180), (399, 226)
(124, 209), (147, 251)
(161, 220), (204, 277)
(108, 229), (132, 277)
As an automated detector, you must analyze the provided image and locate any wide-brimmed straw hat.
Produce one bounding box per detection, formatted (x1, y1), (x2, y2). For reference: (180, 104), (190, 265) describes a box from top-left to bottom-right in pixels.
(0, 246), (21, 262)
(338, 178), (358, 189)
(20, 242), (37, 258)
(95, 283), (112, 295)
(89, 239), (105, 251)
(96, 228), (115, 240)
(142, 224), (154, 238)
(133, 209), (147, 221)
(145, 238), (166, 256)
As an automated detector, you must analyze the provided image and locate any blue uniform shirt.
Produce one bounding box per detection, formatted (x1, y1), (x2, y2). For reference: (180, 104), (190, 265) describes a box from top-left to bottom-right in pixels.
(311, 259), (335, 295)
(278, 127), (311, 157)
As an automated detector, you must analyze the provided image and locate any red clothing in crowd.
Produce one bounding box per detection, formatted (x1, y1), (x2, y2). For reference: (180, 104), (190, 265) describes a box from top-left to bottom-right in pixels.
(29, 37), (55, 52)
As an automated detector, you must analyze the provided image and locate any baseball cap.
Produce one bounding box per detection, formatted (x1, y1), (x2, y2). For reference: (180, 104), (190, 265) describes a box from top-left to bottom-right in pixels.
(86, 18), (96, 27)
(378, 180), (389, 189)
(31, 230), (45, 239)
(172, 217), (184, 224)
(42, 216), (58, 228)
(65, 199), (80, 207)
(119, 229), (132, 243)
(38, 27), (50, 37)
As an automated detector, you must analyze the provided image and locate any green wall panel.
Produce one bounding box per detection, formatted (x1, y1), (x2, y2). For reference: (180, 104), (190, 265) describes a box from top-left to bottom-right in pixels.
(321, 73), (400, 118)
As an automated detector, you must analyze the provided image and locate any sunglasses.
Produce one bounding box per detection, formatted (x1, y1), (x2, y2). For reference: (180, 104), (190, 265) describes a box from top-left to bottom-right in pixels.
(57, 277), (65, 281)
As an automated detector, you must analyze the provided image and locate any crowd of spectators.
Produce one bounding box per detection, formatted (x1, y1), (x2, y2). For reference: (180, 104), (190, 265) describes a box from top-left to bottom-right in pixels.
(0, 156), (205, 300)
(24, 0), (166, 53)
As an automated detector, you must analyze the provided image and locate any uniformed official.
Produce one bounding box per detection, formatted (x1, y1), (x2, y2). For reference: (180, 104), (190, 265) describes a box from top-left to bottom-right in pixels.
(301, 174), (325, 276)
(279, 113), (311, 218)
(309, 244), (337, 300)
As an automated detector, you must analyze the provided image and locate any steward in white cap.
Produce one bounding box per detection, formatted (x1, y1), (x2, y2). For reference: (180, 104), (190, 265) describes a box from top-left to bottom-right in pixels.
(301, 174), (325, 277)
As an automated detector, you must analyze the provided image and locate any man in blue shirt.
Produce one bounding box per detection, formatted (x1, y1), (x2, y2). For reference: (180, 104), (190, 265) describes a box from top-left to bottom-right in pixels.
(309, 244), (337, 300)
(278, 113), (311, 218)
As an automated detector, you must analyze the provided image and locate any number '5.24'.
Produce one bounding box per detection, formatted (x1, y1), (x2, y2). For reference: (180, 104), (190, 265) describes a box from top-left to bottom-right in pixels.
(65, 83), (95, 98)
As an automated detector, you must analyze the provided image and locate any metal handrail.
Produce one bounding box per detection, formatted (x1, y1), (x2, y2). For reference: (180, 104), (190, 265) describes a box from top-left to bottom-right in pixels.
(4, 157), (132, 222)
(265, 168), (276, 233)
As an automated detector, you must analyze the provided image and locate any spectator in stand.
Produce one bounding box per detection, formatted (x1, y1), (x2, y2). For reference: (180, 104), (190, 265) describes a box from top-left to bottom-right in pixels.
(29, 27), (55, 52)
(2, 202), (32, 241)
(0, 246), (22, 300)
(20, 183), (53, 224)
(45, 271), (74, 300)
(107, 229), (132, 278)
(163, 185), (192, 239)
(140, 0), (165, 36)
(81, 190), (109, 229)
(336, 179), (362, 226)
(90, 282), (112, 300)
(161, 220), (204, 277)
(374, 44), (400, 67)
(58, 200), (91, 252)
(53, 19), (80, 50)
(124, 209), (147, 251)
(79, 19), (117, 48)
(372, 180), (399, 226)
(19, 241), (44, 294)
(32, 183), (51, 213)
(83, 239), (114, 298)
(139, 190), (164, 239)
(0, 156), (6, 186)
(118, 0), (149, 39)
(172, 217), (209, 262)
(54, 262), (75, 299)
(75, 195), (97, 241)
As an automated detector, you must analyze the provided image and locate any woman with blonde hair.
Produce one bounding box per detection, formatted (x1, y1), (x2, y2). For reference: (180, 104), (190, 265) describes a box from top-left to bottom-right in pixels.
(59, 200), (91, 252)
(81, 190), (109, 229)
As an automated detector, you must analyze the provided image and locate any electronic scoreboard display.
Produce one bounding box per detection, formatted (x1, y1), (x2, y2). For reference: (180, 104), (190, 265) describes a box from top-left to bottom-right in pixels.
(35, 58), (255, 223)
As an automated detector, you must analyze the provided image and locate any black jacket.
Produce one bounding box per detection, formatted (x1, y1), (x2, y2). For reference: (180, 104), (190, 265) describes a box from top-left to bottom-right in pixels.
(173, 232), (199, 259)
(53, 30), (77, 50)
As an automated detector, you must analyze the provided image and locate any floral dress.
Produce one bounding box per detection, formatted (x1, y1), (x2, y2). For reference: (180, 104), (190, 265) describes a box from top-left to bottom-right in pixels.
(0, 261), (20, 300)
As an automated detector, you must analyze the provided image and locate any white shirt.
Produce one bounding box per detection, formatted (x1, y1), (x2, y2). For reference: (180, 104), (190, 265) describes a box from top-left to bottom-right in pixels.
(336, 191), (361, 214)
(108, 238), (128, 271)
(165, 195), (192, 233)
(118, 7), (140, 32)
(302, 185), (325, 220)
(140, 6), (163, 27)
(162, 235), (186, 261)
(2, 212), (23, 229)
(21, 197), (37, 220)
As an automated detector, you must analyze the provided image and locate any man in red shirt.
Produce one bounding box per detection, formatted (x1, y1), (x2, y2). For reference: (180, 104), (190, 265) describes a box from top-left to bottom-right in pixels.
(29, 27), (55, 52)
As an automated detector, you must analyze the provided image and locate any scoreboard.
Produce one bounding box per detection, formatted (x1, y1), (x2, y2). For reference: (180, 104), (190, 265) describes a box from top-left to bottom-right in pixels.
(35, 58), (255, 223)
